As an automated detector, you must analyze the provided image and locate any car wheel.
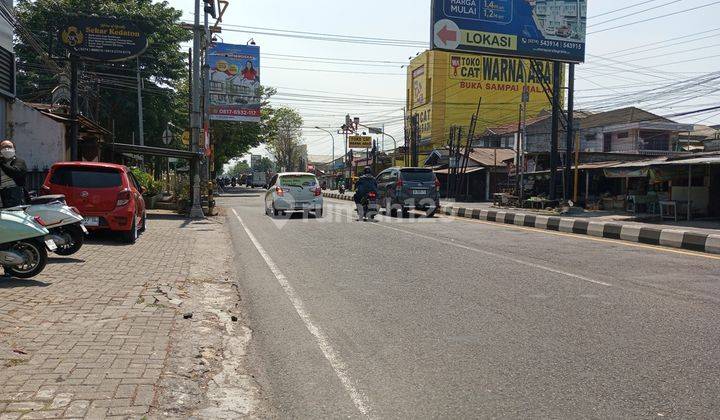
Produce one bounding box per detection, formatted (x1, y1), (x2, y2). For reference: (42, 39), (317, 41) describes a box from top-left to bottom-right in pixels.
(401, 207), (410, 218)
(316, 208), (324, 218)
(122, 216), (138, 244)
(272, 206), (280, 217)
(138, 212), (147, 233)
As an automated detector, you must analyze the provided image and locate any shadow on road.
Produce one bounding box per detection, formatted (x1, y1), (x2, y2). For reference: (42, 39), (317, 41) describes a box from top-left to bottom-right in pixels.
(49, 257), (85, 264)
(0, 277), (50, 288)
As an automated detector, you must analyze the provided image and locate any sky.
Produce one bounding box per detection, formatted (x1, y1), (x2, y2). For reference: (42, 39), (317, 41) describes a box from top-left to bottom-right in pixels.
(166, 0), (720, 164)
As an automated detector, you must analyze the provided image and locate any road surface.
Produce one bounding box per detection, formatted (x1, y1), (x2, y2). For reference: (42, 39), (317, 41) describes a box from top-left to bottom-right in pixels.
(221, 188), (720, 418)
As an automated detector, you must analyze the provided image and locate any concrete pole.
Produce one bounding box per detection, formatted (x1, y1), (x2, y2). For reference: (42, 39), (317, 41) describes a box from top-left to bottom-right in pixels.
(136, 57), (144, 148)
(189, 0), (204, 218)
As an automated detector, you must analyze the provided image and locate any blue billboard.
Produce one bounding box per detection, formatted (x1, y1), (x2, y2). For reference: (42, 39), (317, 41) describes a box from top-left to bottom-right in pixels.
(431, 0), (587, 63)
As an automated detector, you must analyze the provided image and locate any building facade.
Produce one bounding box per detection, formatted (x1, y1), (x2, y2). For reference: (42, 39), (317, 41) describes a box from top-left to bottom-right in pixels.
(0, 0), (15, 139)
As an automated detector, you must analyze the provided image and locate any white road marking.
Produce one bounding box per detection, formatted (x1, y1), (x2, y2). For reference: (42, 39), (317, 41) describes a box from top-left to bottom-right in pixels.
(327, 208), (612, 288)
(231, 209), (373, 417)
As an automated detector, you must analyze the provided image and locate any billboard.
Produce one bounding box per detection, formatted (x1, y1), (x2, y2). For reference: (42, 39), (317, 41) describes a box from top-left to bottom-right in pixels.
(208, 43), (261, 122)
(58, 17), (148, 62)
(407, 50), (561, 150)
(431, 0), (587, 63)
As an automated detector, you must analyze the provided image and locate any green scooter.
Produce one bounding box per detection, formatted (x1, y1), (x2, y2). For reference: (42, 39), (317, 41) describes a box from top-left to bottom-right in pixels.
(0, 208), (56, 279)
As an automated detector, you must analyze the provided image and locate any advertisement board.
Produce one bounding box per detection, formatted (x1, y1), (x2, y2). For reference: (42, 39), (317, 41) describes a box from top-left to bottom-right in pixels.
(348, 135), (373, 149)
(431, 0), (587, 63)
(251, 154), (261, 169)
(406, 50), (561, 150)
(411, 65), (427, 107)
(208, 43), (261, 122)
(58, 17), (148, 62)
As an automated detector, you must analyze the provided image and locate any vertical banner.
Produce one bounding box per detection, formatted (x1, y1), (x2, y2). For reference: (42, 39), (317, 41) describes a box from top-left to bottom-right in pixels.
(208, 43), (261, 122)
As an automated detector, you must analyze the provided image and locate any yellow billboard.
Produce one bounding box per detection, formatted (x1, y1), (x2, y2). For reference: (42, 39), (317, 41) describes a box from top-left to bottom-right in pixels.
(407, 50), (561, 151)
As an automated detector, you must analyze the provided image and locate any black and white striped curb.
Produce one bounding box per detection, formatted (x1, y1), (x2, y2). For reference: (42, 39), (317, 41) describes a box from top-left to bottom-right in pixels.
(322, 192), (720, 255)
(441, 206), (720, 255)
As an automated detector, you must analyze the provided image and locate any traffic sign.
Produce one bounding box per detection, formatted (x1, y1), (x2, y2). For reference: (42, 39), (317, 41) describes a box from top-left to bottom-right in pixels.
(348, 135), (372, 149)
(162, 128), (174, 145)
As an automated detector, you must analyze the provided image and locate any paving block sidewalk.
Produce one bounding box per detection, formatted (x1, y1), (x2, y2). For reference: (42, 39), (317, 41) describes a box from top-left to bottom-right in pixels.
(0, 211), (261, 419)
(323, 191), (720, 255)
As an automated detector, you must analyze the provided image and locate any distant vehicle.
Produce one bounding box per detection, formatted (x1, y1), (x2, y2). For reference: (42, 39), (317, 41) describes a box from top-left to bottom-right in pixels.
(556, 26), (571, 38)
(41, 162), (147, 244)
(376, 167), (440, 217)
(247, 171), (267, 188)
(264, 173), (324, 218)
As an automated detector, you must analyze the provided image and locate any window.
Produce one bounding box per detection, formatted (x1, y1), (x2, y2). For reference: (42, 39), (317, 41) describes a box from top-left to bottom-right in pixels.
(400, 169), (434, 182)
(377, 172), (389, 183)
(603, 133), (612, 152)
(50, 167), (122, 188)
(269, 175), (278, 187)
(128, 172), (141, 190)
(280, 175), (317, 187)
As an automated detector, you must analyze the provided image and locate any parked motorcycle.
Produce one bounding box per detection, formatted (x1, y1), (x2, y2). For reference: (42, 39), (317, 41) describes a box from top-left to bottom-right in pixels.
(358, 191), (379, 221)
(0, 209), (56, 279)
(25, 195), (87, 256)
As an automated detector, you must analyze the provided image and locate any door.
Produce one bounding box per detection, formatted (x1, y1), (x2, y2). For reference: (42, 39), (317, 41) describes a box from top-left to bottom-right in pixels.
(377, 171), (390, 201)
(266, 175), (278, 207)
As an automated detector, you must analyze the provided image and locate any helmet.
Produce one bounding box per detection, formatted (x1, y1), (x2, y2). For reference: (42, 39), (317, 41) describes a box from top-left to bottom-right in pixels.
(363, 166), (373, 175)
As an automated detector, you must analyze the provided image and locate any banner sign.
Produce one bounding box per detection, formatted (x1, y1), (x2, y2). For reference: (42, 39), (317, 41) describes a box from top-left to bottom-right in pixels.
(348, 135), (372, 149)
(58, 17), (147, 62)
(208, 43), (261, 123)
(431, 0), (587, 63)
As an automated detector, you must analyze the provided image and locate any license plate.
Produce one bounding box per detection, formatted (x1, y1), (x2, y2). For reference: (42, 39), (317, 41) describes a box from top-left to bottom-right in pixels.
(83, 217), (99, 227)
(413, 189), (427, 195)
(80, 224), (89, 234)
(45, 239), (57, 251)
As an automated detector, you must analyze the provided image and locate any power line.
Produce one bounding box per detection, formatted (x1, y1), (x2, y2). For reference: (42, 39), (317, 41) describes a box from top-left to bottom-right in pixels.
(588, 0), (720, 35)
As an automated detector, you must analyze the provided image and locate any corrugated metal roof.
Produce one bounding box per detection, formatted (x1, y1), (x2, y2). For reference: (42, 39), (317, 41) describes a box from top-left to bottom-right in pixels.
(434, 167), (484, 175)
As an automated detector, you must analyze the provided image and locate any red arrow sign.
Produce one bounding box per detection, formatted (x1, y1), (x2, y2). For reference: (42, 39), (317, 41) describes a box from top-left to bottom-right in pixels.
(438, 25), (458, 45)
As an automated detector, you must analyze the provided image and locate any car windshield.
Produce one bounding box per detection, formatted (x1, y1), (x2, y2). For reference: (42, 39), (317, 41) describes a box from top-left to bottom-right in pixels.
(50, 167), (123, 188)
(280, 175), (317, 188)
(401, 169), (434, 182)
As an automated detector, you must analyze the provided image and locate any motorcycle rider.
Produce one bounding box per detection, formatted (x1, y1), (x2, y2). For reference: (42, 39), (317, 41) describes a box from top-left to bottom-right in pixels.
(353, 166), (378, 221)
(0, 140), (28, 208)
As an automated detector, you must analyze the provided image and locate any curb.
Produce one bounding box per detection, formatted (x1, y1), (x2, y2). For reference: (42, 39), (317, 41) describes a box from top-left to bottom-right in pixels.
(322, 192), (720, 256)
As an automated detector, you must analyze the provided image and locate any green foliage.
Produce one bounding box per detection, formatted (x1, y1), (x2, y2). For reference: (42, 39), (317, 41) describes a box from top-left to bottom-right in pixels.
(212, 87), (277, 171)
(265, 107), (304, 172)
(255, 157), (275, 173)
(14, 0), (190, 147)
(225, 160), (250, 178)
(131, 167), (163, 196)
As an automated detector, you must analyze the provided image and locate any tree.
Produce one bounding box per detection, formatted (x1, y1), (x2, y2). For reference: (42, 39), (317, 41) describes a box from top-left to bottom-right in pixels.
(255, 157), (275, 173)
(14, 0), (191, 147)
(266, 107), (304, 172)
(211, 87), (276, 171)
(225, 160), (249, 178)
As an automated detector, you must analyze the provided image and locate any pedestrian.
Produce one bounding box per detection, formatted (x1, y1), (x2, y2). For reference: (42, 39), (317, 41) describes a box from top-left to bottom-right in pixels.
(0, 140), (28, 208)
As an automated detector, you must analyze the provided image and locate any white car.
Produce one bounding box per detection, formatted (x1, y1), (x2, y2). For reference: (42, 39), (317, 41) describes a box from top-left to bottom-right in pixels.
(265, 172), (324, 218)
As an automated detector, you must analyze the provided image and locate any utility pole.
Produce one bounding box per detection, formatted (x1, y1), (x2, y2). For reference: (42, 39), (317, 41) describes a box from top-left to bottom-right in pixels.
(202, 6), (211, 184)
(550, 61), (561, 201)
(189, 0), (204, 218)
(69, 57), (79, 161)
(136, 57), (144, 153)
(565, 63), (575, 202)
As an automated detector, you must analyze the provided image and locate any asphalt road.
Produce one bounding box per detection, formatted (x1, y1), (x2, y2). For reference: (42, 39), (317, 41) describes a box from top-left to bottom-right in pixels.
(221, 188), (720, 419)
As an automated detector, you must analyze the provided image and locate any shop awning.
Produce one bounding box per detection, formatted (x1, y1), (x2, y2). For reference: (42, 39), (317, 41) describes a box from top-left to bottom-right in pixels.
(102, 143), (204, 160)
(434, 167), (485, 175)
(655, 156), (720, 166)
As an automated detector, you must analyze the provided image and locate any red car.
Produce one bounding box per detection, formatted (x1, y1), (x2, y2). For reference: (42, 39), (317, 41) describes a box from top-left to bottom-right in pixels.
(41, 162), (147, 243)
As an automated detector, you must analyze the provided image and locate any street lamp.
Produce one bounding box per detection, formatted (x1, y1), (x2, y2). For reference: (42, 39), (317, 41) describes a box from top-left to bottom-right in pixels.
(314, 126), (335, 177)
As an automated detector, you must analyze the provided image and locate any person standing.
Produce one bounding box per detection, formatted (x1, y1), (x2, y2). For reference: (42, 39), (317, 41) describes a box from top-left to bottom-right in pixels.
(0, 140), (28, 208)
